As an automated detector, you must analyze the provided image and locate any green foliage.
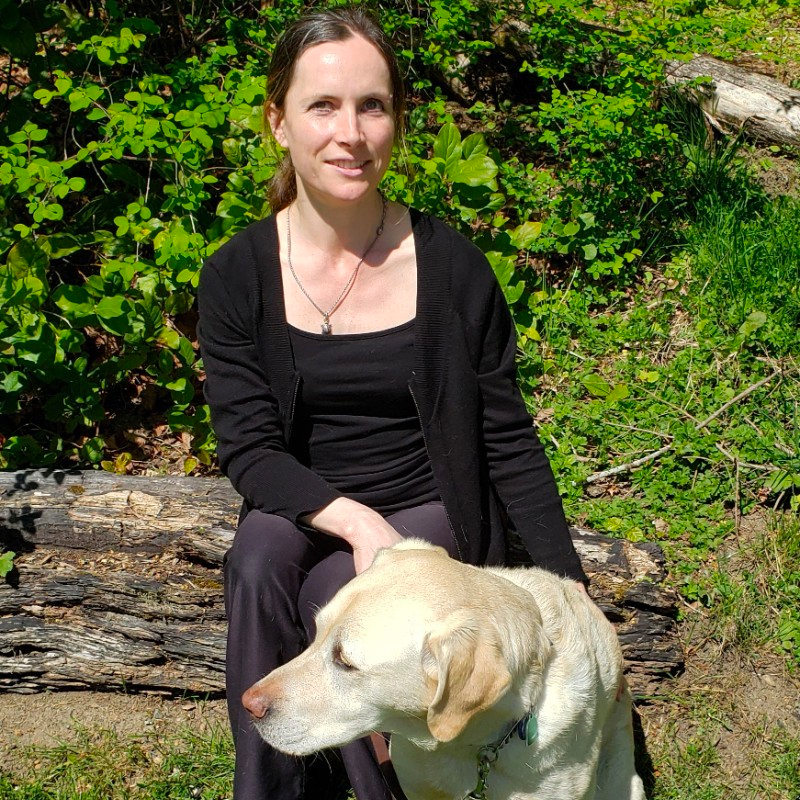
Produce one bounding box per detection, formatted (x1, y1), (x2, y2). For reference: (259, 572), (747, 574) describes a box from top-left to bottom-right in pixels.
(0, 550), (14, 578)
(2, 0), (763, 472)
(1, 2), (280, 469)
(685, 195), (800, 353)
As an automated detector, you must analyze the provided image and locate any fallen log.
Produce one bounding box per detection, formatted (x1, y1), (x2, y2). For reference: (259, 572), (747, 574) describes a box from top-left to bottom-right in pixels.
(487, 17), (800, 148)
(665, 55), (800, 146)
(0, 469), (683, 698)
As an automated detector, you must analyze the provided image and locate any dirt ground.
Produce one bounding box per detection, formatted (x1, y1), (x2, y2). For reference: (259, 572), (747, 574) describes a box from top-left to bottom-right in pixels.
(0, 691), (229, 769)
(0, 629), (797, 793)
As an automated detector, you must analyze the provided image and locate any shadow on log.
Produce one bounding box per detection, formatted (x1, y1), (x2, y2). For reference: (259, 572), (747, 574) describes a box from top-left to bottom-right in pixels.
(0, 470), (683, 698)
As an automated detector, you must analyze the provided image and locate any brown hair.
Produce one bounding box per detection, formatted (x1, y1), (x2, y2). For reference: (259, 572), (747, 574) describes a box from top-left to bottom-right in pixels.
(264, 5), (406, 212)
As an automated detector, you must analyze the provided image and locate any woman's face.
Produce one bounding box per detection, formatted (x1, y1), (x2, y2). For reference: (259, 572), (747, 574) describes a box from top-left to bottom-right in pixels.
(269, 35), (396, 208)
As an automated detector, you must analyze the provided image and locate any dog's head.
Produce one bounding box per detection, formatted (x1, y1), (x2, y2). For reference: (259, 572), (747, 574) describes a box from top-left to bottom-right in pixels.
(243, 540), (551, 754)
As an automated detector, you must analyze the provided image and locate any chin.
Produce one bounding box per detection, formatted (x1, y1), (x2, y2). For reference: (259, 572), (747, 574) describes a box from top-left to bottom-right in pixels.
(302, 176), (383, 206)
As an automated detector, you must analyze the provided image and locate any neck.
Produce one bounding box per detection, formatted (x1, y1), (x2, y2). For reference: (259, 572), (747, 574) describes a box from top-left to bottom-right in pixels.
(289, 190), (387, 258)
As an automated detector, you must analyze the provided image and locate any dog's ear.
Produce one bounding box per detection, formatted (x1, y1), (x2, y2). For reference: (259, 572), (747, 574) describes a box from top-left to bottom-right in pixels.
(422, 613), (512, 742)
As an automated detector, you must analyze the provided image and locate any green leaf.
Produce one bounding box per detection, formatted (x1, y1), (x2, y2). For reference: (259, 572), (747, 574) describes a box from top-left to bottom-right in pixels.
(81, 436), (106, 464)
(0, 551), (15, 579)
(95, 296), (127, 319)
(53, 284), (94, 315)
(42, 234), (82, 259)
(504, 281), (525, 304)
(485, 251), (515, 288)
(606, 383), (630, 403)
(582, 374), (611, 398)
(165, 376), (195, 406)
(766, 469), (800, 493)
(509, 221), (543, 250)
(7, 239), (49, 279)
(433, 123), (462, 170)
(448, 155), (498, 188)
(1, 371), (25, 394)
(738, 310), (767, 337)
(461, 132), (488, 160)
(582, 244), (598, 261)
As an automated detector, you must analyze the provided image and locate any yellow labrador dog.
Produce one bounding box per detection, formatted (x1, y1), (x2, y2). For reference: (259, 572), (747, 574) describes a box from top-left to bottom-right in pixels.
(243, 540), (646, 800)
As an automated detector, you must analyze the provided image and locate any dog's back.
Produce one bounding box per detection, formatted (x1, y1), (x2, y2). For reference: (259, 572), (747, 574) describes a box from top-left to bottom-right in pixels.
(487, 564), (644, 800)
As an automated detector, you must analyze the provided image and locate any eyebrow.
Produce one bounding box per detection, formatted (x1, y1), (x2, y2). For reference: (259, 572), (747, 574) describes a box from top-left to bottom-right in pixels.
(299, 89), (393, 104)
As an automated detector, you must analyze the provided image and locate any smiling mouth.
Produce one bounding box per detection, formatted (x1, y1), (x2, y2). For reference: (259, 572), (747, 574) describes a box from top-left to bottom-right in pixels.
(329, 160), (369, 169)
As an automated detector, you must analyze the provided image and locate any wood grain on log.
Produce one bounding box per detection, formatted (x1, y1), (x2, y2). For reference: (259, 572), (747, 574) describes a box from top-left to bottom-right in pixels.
(1, 470), (683, 698)
(666, 55), (800, 146)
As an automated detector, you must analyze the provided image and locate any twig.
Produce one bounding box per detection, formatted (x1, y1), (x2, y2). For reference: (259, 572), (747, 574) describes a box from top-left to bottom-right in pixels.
(714, 441), (778, 472)
(734, 458), (741, 537)
(586, 444), (674, 483)
(694, 370), (781, 432)
(585, 369), (782, 484)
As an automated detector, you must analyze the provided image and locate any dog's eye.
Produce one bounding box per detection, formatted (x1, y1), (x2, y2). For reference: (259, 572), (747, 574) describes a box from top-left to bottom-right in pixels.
(332, 641), (358, 672)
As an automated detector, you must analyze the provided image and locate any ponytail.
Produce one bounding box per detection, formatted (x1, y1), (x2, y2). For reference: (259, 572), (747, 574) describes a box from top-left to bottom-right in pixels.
(268, 154), (297, 213)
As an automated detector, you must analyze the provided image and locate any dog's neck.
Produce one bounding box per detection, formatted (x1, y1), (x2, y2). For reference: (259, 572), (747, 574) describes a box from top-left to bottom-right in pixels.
(396, 670), (543, 753)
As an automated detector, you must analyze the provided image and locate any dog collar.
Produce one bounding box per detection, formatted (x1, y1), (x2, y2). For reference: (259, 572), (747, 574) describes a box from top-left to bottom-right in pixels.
(466, 712), (537, 800)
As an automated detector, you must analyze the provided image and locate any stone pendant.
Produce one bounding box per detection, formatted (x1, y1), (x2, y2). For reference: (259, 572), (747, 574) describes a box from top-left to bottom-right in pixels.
(321, 317), (332, 335)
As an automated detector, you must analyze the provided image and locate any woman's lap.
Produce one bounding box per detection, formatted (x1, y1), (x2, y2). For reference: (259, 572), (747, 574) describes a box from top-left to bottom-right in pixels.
(224, 500), (455, 800)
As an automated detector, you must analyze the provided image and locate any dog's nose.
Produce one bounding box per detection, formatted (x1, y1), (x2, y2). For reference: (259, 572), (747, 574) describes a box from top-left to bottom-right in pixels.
(242, 686), (270, 720)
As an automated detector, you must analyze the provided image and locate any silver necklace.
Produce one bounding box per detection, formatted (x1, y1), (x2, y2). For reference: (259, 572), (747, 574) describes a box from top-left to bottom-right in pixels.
(286, 196), (388, 335)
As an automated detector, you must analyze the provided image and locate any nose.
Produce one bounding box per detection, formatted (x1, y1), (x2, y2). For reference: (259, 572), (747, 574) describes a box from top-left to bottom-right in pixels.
(335, 107), (363, 145)
(242, 685), (271, 720)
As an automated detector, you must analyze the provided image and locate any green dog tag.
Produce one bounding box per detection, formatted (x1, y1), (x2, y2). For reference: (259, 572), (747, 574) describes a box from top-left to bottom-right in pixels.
(516, 714), (538, 745)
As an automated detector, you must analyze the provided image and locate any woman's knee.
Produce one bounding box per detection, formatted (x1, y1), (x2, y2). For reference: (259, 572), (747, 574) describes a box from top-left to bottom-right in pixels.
(298, 551), (356, 637)
(225, 510), (313, 588)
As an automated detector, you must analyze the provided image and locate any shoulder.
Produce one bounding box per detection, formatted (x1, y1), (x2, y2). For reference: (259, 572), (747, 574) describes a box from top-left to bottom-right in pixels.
(199, 216), (279, 300)
(411, 209), (501, 310)
(204, 216), (278, 274)
(412, 209), (487, 261)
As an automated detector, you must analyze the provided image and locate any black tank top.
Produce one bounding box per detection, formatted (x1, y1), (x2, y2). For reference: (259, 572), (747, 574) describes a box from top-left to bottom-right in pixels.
(288, 320), (439, 514)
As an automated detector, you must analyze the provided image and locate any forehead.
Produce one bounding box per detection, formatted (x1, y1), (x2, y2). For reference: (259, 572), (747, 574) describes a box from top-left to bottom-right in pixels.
(318, 592), (430, 662)
(290, 35), (392, 95)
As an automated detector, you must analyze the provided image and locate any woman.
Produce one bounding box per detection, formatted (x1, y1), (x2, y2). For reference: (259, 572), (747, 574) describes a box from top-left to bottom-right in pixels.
(197, 6), (587, 799)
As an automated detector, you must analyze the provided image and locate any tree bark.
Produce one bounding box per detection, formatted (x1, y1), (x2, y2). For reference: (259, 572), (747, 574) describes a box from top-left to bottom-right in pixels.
(0, 469), (683, 697)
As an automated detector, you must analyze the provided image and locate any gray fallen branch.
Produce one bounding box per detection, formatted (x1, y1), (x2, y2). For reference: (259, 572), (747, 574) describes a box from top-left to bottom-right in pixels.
(586, 369), (782, 484)
(665, 55), (800, 146)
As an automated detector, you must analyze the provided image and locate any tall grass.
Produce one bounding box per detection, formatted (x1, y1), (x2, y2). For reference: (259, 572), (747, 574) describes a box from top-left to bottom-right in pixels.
(686, 195), (800, 347)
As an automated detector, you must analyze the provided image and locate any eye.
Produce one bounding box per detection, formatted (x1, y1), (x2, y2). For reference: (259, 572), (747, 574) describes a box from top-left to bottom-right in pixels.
(309, 100), (333, 113)
(332, 641), (358, 672)
(362, 98), (386, 113)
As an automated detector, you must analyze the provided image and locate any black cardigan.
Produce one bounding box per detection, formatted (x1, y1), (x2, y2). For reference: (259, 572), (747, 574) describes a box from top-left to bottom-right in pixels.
(197, 209), (586, 582)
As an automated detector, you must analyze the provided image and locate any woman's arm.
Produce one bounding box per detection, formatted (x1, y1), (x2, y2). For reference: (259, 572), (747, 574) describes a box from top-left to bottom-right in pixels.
(473, 264), (587, 583)
(198, 256), (342, 520)
(198, 256), (400, 570)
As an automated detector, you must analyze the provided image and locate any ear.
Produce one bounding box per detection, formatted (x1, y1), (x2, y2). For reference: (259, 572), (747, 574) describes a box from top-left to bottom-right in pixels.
(422, 612), (512, 742)
(267, 102), (288, 148)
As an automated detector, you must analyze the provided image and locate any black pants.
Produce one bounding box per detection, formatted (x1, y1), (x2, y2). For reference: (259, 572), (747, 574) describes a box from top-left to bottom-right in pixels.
(224, 501), (457, 800)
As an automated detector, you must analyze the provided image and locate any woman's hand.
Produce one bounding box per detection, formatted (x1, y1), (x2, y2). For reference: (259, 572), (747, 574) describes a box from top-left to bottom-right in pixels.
(302, 497), (403, 574)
